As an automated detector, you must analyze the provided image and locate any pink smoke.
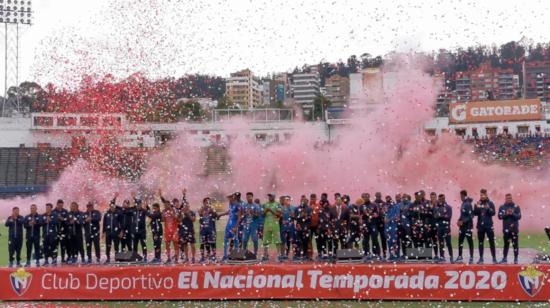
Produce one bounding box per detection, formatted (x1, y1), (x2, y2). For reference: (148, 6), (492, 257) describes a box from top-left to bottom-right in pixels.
(227, 56), (439, 197)
(223, 56), (549, 232)
(0, 160), (136, 212)
(2, 55), (549, 233)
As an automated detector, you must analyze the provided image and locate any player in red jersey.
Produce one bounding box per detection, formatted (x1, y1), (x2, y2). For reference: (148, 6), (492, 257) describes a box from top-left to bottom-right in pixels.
(159, 190), (179, 263)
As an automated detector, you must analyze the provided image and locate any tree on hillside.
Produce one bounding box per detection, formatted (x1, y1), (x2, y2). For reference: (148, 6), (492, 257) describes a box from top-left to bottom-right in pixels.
(318, 61), (334, 86)
(215, 95), (239, 110)
(499, 41), (525, 68)
(311, 94), (331, 121)
(360, 53), (372, 69)
(347, 55), (360, 74)
(175, 100), (206, 121)
(527, 43), (546, 62)
(336, 60), (349, 77)
(359, 53), (384, 69)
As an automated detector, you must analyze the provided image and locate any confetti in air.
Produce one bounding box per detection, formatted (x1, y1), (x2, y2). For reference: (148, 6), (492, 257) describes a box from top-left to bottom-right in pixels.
(1, 0), (549, 235)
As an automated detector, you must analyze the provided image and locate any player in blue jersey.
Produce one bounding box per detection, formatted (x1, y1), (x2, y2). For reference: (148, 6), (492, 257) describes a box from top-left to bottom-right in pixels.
(242, 192), (262, 257)
(221, 192), (243, 261)
(280, 196), (296, 260)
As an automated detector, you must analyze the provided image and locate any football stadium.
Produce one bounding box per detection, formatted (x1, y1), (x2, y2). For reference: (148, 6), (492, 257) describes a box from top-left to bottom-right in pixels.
(0, 0), (549, 306)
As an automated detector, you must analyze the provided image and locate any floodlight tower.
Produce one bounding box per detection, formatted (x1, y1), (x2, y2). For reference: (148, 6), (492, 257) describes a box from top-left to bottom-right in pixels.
(0, 0), (32, 117)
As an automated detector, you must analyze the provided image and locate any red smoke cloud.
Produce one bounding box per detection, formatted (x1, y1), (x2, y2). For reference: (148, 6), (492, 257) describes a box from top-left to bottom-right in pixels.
(2, 56), (548, 233)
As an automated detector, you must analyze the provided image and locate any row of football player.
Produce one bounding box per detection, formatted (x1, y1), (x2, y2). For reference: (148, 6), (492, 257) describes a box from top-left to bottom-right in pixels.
(218, 189), (522, 264)
(4, 188), (521, 266)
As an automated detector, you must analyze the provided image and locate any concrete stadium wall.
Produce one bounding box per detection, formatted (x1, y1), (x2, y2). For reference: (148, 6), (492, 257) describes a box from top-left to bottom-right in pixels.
(0, 117), (33, 147)
(0, 116), (330, 149)
(424, 117), (550, 138)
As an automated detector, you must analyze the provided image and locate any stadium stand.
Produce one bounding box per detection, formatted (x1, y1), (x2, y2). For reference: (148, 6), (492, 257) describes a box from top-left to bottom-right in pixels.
(0, 148), (66, 198)
(468, 134), (550, 167)
(0, 134), (547, 199)
(0, 145), (231, 198)
(0, 148), (62, 186)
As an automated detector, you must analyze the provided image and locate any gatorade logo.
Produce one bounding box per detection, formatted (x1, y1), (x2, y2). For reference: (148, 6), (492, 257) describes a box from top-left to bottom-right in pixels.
(450, 104), (466, 122)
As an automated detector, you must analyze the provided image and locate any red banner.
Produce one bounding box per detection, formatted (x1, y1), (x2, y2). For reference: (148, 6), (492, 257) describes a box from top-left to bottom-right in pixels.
(1, 264), (549, 301)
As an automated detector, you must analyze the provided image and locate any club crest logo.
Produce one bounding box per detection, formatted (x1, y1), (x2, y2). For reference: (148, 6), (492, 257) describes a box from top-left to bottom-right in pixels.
(10, 268), (32, 296)
(517, 266), (546, 297)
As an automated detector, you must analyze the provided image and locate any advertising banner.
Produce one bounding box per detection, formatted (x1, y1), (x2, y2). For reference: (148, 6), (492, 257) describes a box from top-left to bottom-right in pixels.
(449, 99), (542, 124)
(1, 264), (549, 301)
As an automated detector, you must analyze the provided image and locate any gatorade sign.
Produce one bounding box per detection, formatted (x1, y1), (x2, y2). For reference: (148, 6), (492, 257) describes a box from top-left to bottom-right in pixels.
(449, 99), (542, 124)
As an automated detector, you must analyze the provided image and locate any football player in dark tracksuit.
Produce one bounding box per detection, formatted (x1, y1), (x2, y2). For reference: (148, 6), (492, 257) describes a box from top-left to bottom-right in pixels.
(409, 193), (425, 249)
(24, 204), (43, 267)
(473, 189), (497, 264)
(42, 203), (59, 266)
(317, 199), (335, 260)
(102, 201), (122, 263)
(335, 196), (350, 250)
(294, 197), (312, 260)
(384, 196), (401, 261)
(132, 198), (149, 262)
(83, 202), (102, 264)
(425, 192), (439, 259)
(120, 199), (134, 252)
(433, 194), (453, 263)
(397, 194), (412, 258)
(361, 193), (380, 259)
(498, 194), (522, 264)
(347, 198), (362, 249)
(67, 202), (85, 264)
(373, 192), (388, 259)
(456, 190), (474, 263)
(148, 203), (163, 263)
(198, 197), (219, 263)
(179, 203), (196, 263)
(5, 207), (24, 267)
(52, 199), (69, 263)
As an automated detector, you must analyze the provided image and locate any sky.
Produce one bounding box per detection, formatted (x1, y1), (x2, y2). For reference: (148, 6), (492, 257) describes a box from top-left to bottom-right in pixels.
(6, 0), (550, 89)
